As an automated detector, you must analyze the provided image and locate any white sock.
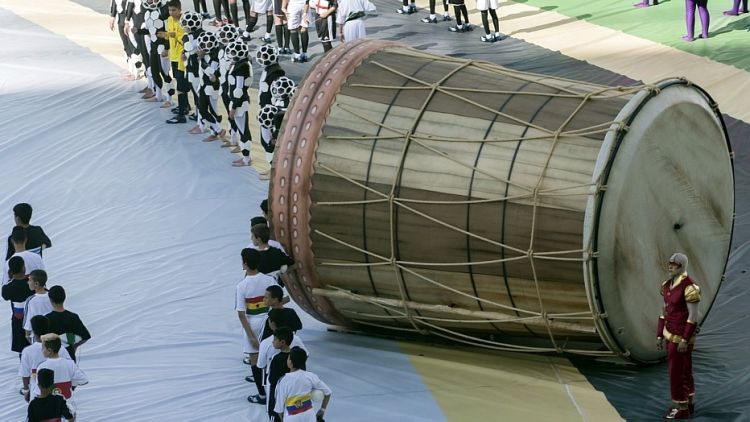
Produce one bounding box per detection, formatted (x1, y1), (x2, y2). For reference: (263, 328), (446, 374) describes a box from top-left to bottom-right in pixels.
(443, 11), (449, 16)
(430, 13), (436, 19)
(495, 31), (501, 37)
(402, 5), (409, 11)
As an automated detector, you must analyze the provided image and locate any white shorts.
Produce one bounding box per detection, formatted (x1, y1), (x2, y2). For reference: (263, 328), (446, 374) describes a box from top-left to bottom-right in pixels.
(242, 315), (267, 353)
(287, 5), (312, 29)
(253, 0), (272, 14)
(476, 0), (498, 10)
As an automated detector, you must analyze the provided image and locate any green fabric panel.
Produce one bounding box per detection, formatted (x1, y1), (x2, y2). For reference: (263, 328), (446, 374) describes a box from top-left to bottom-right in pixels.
(509, 0), (750, 71)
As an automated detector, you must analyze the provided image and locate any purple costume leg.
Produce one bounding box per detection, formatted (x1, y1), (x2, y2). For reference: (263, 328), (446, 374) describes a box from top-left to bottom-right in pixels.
(697, 0), (709, 39)
(683, 0), (696, 41)
(724, 0), (749, 15)
(634, 0), (657, 8)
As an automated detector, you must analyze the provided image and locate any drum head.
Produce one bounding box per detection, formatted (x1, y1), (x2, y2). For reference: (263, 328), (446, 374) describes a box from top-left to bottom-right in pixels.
(586, 80), (734, 363)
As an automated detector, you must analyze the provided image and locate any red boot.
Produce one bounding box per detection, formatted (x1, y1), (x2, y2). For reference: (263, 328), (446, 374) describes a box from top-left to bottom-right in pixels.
(664, 407), (690, 419)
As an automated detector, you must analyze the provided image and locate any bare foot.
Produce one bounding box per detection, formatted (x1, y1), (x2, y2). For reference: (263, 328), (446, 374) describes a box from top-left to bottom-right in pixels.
(188, 126), (203, 134)
(723, 10), (739, 15)
(232, 158), (251, 167)
(221, 140), (232, 148)
(681, 35), (694, 42)
(139, 87), (150, 93)
(633, 1), (650, 7)
(202, 135), (220, 142)
(217, 129), (227, 140)
(145, 96), (159, 102)
(160, 101), (173, 108)
(142, 92), (155, 99)
(229, 146), (241, 153)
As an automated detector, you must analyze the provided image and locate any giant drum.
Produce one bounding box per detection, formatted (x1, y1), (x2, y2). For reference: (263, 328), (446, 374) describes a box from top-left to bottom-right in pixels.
(270, 40), (734, 363)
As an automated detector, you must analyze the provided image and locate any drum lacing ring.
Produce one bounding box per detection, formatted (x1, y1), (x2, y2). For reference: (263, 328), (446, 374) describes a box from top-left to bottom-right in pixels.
(616, 121), (629, 133)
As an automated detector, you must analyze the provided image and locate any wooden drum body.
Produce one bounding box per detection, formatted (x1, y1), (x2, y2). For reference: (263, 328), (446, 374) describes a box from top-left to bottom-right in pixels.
(270, 40), (734, 363)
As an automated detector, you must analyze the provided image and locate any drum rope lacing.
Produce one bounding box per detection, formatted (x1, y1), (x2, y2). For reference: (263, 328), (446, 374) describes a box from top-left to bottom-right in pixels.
(308, 54), (647, 356)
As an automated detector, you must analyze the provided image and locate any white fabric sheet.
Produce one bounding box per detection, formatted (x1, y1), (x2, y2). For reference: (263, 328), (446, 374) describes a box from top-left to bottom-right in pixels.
(0, 7), (445, 421)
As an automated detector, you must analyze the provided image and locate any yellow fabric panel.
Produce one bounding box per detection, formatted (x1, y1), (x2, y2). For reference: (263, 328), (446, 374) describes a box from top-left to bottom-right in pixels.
(400, 341), (623, 422)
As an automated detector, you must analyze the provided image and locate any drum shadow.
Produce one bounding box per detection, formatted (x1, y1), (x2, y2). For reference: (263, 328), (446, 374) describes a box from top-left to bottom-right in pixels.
(508, 14), (592, 35)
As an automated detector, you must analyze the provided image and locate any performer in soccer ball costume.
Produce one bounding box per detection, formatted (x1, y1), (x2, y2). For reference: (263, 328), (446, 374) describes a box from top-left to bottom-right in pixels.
(217, 24), (243, 151)
(143, 0), (174, 105)
(180, 11), (205, 132)
(195, 31), (226, 142)
(126, 0), (155, 97)
(226, 40), (255, 167)
(255, 76), (295, 179)
(657, 253), (700, 420)
(255, 45), (285, 175)
(110, 0), (141, 80)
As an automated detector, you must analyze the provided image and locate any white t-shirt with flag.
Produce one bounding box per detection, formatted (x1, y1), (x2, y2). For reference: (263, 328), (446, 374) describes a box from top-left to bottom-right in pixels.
(34, 356), (88, 412)
(21, 344), (72, 398)
(257, 334), (307, 390)
(274, 370), (332, 421)
(1, 250), (45, 285)
(235, 273), (278, 353)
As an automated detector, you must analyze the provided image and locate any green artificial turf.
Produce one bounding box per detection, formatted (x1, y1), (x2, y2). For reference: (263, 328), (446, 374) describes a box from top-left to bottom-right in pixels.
(508, 0), (750, 71)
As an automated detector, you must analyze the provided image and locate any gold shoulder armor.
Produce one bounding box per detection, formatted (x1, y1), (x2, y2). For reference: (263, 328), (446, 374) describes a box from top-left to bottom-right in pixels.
(684, 284), (701, 303)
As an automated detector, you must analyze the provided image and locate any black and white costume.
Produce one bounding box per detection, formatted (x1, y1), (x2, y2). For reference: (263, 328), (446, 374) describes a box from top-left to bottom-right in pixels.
(226, 41), (254, 166)
(180, 11), (204, 125)
(256, 45), (286, 163)
(126, 0), (151, 89)
(196, 32), (224, 137)
(111, 0), (142, 77)
(218, 25), (243, 150)
(142, 0), (174, 102)
(257, 76), (295, 168)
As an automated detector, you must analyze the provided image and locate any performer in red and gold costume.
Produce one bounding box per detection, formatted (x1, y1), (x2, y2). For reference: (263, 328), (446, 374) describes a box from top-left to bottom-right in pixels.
(657, 253), (701, 419)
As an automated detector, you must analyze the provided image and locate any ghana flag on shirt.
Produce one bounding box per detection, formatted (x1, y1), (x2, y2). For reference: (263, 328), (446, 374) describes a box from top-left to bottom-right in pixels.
(285, 393), (313, 415)
(245, 295), (268, 316)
